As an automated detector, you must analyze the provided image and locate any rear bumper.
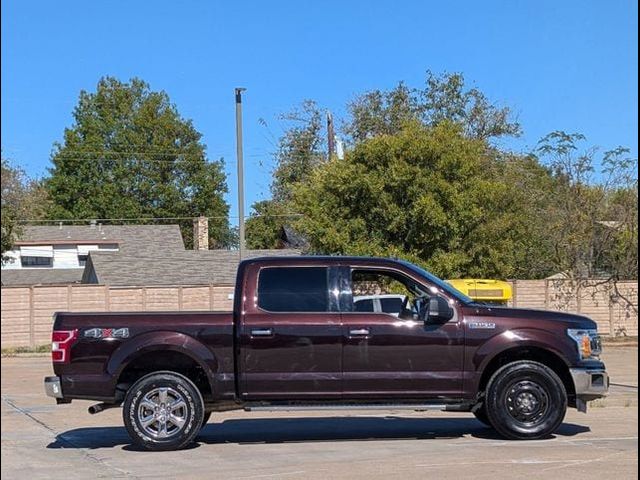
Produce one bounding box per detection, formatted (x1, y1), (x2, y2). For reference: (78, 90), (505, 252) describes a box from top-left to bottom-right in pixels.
(44, 376), (63, 399)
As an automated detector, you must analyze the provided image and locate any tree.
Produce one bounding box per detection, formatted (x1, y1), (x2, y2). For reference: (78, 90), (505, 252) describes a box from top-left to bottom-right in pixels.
(292, 121), (544, 278)
(421, 71), (521, 140)
(344, 71), (521, 143)
(271, 100), (325, 202)
(1, 158), (49, 262)
(535, 131), (638, 281)
(248, 74), (524, 253)
(345, 82), (421, 143)
(245, 101), (325, 249)
(46, 77), (229, 248)
(245, 200), (285, 249)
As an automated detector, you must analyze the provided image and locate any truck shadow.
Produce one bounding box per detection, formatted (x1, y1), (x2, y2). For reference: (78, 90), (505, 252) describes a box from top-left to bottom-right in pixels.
(46, 416), (591, 451)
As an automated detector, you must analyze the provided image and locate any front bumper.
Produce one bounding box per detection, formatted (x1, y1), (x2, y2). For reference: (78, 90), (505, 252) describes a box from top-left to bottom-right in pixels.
(44, 376), (63, 399)
(570, 368), (609, 412)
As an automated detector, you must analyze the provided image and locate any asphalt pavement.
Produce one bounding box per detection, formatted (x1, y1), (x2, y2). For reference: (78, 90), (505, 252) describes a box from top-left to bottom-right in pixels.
(1, 347), (637, 479)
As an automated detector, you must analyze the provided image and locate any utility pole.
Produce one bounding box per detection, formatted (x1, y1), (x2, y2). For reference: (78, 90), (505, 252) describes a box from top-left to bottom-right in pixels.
(235, 88), (246, 259)
(327, 111), (336, 159)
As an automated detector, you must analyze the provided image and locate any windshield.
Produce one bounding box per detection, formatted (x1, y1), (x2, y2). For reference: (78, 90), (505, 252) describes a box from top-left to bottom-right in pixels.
(398, 260), (475, 305)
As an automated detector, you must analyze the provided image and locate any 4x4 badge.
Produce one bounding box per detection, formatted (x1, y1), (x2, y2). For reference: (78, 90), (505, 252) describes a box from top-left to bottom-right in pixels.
(84, 328), (129, 339)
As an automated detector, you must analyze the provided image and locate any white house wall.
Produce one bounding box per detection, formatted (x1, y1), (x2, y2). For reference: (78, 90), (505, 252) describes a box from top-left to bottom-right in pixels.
(2, 243), (120, 270)
(53, 245), (81, 268)
(2, 250), (21, 269)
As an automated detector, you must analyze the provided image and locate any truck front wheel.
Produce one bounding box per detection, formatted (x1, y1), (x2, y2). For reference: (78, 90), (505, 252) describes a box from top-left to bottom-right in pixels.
(123, 371), (205, 451)
(485, 360), (567, 440)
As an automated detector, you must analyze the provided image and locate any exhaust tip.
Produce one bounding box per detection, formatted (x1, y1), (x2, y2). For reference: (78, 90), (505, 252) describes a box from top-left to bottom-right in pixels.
(88, 403), (104, 415)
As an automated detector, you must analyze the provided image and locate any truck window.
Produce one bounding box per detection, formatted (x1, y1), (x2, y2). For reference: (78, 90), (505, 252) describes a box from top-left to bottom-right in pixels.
(258, 267), (329, 312)
(380, 297), (404, 315)
(351, 269), (424, 319)
(354, 298), (375, 312)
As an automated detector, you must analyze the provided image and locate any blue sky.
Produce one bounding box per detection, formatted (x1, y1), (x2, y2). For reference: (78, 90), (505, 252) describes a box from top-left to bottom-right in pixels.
(2, 0), (637, 223)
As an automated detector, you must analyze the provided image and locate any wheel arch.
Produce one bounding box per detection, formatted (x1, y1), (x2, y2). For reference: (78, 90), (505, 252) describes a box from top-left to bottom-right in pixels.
(109, 331), (218, 401)
(477, 345), (576, 402)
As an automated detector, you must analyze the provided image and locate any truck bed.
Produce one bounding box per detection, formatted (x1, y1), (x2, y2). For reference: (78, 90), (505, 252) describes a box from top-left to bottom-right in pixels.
(52, 311), (235, 401)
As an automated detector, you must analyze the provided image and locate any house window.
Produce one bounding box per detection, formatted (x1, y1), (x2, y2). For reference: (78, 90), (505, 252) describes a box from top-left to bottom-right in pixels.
(78, 254), (88, 266)
(21, 256), (53, 267)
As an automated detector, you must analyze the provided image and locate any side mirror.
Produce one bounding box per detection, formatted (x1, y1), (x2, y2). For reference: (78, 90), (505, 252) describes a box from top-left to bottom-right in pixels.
(426, 296), (455, 323)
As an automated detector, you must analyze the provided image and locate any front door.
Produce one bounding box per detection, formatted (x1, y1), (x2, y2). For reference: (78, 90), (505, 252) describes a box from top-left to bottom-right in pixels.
(239, 264), (342, 400)
(341, 266), (464, 399)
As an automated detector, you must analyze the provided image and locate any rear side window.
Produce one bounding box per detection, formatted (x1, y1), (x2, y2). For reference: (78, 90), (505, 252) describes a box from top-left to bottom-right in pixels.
(380, 297), (403, 314)
(258, 267), (329, 312)
(354, 299), (374, 312)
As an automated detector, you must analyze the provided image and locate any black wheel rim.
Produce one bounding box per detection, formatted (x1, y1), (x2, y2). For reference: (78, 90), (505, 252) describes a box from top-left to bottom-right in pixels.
(504, 380), (550, 425)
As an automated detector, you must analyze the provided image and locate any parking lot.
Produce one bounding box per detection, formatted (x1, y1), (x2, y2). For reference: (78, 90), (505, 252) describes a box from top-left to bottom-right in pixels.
(1, 347), (637, 480)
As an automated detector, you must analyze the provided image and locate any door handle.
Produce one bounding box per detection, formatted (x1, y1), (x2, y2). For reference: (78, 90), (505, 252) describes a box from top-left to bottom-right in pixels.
(349, 328), (370, 336)
(250, 328), (274, 337)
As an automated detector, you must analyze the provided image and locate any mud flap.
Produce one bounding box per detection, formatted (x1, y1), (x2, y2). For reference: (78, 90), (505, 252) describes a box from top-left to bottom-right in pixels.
(576, 397), (588, 413)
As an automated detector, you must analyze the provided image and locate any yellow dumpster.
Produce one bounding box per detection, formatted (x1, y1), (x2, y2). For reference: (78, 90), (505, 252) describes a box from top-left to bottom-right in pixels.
(446, 279), (512, 306)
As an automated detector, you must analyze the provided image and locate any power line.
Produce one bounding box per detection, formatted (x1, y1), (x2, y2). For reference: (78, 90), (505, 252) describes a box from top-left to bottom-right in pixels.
(55, 151), (212, 158)
(17, 213), (304, 224)
(47, 152), (271, 164)
(18, 216), (227, 223)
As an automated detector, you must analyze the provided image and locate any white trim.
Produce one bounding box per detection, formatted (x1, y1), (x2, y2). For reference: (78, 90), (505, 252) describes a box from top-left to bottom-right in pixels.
(77, 245), (99, 255)
(20, 245), (54, 257)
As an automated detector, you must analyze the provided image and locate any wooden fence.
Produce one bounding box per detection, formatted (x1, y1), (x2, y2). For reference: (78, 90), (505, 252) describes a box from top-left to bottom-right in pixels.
(508, 279), (637, 337)
(1, 280), (637, 348)
(1, 284), (234, 348)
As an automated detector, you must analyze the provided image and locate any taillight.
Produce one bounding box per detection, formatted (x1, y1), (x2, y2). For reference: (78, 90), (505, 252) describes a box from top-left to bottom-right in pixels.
(52, 329), (78, 363)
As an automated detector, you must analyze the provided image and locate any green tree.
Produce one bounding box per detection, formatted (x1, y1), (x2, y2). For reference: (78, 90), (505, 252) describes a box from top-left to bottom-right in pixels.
(272, 100), (325, 202)
(46, 77), (229, 248)
(246, 101), (324, 249)
(345, 71), (521, 143)
(292, 121), (543, 278)
(345, 82), (421, 143)
(535, 132), (638, 281)
(245, 200), (289, 249)
(1, 158), (50, 262)
(248, 73), (523, 254)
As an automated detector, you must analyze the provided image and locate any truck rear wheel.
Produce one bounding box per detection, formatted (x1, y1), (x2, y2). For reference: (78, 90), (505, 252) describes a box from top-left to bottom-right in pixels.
(485, 360), (567, 440)
(123, 371), (204, 451)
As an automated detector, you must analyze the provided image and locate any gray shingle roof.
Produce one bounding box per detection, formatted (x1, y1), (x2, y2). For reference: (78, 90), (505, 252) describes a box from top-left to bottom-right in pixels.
(82, 249), (301, 286)
(1, 268), (84, 286)
(18, 225), (184, 253)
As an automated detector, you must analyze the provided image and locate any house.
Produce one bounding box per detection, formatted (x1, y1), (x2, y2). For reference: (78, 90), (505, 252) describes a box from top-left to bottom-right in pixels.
(1, 218), (300, 287)
(81, 249), (300, 286)
(1, 223), (184, 286)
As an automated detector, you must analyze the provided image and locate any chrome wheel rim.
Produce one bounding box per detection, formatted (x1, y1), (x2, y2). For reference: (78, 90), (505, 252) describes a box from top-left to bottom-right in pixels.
(137, 387), (188, 439)
(505, 380), (549, 425)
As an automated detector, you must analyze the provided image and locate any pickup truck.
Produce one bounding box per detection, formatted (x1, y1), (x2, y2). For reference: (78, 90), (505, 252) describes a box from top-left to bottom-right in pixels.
(45, 256), (609, 451)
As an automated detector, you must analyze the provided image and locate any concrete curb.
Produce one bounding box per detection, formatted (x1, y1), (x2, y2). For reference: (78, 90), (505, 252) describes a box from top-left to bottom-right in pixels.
(1, 352), (50, 358)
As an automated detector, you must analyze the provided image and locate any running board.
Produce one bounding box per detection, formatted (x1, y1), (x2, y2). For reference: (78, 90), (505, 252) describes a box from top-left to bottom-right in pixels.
(243, 402), (463, 412)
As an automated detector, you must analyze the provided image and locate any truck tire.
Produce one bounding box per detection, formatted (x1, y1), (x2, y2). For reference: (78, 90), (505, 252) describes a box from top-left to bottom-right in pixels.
(123, 371), (205, 451)
(485, 360), (567, 440)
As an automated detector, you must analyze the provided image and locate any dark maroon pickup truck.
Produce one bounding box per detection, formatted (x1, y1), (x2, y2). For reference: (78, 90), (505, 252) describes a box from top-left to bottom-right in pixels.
(45, 256), (609, 450)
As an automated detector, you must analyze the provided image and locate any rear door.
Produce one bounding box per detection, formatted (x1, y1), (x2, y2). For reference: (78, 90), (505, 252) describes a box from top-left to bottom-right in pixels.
(238, 264), (343, 400)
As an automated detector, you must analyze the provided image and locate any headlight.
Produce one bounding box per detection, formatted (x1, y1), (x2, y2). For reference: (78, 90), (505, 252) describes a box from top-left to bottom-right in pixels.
(567, 328), (602, 360)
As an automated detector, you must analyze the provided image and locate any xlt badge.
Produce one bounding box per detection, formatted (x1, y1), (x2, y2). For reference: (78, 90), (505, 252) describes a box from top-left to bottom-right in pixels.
(468, 322), (496, 329)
